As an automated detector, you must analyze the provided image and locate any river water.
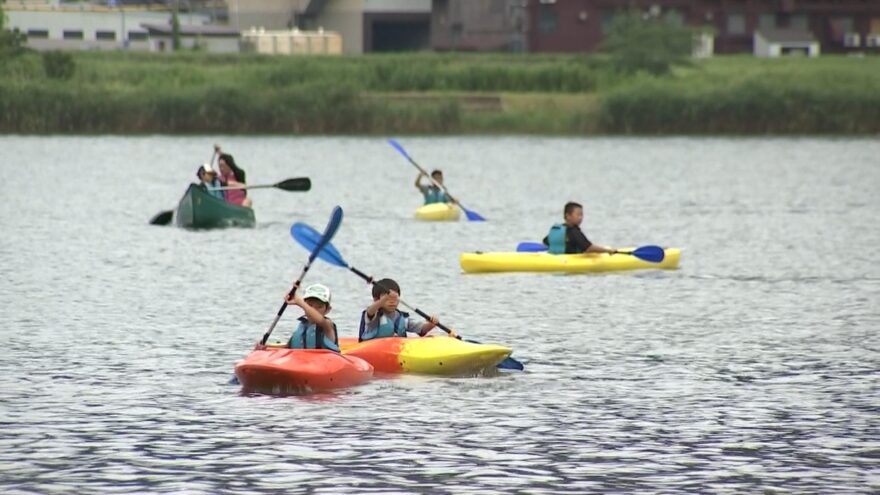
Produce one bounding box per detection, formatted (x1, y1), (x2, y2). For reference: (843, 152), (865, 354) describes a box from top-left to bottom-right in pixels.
(1, 136), (878, 494)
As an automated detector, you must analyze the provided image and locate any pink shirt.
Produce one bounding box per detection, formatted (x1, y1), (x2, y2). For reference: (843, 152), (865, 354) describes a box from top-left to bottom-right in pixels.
(221, 172), (247, 206)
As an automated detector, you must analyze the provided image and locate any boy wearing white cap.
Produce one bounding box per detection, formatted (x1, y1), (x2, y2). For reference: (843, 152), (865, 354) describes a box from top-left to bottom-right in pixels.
(284, 283), (340, 352)
(196, 163), (224, 200)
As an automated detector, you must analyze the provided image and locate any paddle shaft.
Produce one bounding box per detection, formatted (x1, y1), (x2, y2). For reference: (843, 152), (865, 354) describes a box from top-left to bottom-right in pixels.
(413, 163), (459, 205)
(261, 207), (342, 345)
(261, 265), (311, 345)
(347, 266), (458, 338)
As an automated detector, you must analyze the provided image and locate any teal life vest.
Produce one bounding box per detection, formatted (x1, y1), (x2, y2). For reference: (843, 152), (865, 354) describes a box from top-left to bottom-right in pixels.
(204, 178), (225, 200)
(547, 224), (567, 254)
(289, 317), (340, 352)
(358, 310), (410, 342)
(423, 186), (447, 205)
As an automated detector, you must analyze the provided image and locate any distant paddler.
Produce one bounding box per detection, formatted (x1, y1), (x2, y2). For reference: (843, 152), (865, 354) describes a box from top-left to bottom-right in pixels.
(543, 201), (618, 255)
(414, 169), (457, 206)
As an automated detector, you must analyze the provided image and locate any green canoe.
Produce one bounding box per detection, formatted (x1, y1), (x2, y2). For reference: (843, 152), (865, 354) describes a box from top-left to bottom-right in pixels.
(175, 184), (256, 229)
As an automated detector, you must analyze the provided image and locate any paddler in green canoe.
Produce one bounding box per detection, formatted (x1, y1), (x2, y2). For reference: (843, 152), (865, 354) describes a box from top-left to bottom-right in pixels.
(543, 202), (619, 255)
(197, 163), (224, 200)
(414, 169), (456, 205)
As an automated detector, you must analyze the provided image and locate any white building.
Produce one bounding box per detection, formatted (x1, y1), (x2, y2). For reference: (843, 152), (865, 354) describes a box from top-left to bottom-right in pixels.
(141, 23), (240, 53)
(4, 3), (213, 52)
(754, 28), (820, 58)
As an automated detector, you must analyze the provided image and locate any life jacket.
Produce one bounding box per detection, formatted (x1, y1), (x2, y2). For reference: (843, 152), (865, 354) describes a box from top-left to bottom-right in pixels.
(547, 223), (567, 254)
(423, 186), (447, 205)
(358, 310), (410, 342)
(289, 316), (340, 352)
(204, 178), (225, 200)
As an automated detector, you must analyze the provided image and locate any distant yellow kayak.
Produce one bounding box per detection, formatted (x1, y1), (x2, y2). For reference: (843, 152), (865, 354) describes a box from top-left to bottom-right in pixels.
(460, 248), (681, 274)
(415, 203), (460, 221)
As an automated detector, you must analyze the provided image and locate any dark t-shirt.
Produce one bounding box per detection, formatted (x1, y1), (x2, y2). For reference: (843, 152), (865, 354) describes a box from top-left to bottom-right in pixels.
(542, 225), (592, 254)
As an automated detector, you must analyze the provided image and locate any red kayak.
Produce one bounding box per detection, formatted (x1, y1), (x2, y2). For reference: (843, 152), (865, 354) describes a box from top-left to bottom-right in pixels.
(235, 348), (373, 394)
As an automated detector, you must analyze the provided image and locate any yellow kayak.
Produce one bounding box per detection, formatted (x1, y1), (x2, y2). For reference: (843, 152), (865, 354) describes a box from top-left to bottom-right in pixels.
(415, 203), (460, 221)
(339, 336), (511, 375)
(460, 248), (681, 274)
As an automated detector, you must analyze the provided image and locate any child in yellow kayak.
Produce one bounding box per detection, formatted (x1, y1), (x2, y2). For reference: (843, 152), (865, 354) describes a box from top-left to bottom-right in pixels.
(543, 202), (618, 255)
(284, 283), (340, 352)
(414, 169), (454, 205)
(358, 279), (438, 341)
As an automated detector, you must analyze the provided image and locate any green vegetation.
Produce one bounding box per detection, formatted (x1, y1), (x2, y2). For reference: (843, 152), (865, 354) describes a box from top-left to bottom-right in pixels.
(0, 50), (877, 135)
(42, 51), (76, 80)
(0, 0), (27, 60)
(602, 10), (694, 76)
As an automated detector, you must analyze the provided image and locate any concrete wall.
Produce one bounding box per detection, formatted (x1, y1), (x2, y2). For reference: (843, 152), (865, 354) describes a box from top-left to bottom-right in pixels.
(313, 0), (363, 53)
(227, 0), (308, 31)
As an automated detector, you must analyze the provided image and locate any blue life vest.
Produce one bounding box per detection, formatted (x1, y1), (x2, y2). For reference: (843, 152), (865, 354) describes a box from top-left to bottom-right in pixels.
(289, 316), (340, 352)
(423, 186), (447, 205)
(359, 310), (410, 342)
(204, 178), (225, 200)
(547, 224), (567, 254)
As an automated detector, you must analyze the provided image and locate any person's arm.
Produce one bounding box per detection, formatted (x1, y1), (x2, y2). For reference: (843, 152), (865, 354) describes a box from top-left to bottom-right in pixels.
(365, 294), (389, 319)
(415, 315), (438, 336)
(414, 172), (427, 191)
(285, 292), (328, 327)
(568, 226), (591, 253)
(586, 244), (617, 255)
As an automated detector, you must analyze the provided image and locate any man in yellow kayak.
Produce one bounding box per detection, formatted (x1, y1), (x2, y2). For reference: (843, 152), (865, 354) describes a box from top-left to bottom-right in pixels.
(414, 169), (455, 205)
(543, 202), (619, 255)
(358, 279), (438, 341)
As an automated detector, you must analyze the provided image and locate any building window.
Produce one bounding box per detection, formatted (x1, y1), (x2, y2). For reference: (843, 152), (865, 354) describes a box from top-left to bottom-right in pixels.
(727, 13), (745, 35)
(128, 31), (148, 41)
(538, 5), (559, 34)
(27, 29), (49, 39)
(664, 8), (684, 27)
(601, 10), (616, 35)
(63, 30), (84, 40)
(790, 14), (808, 30)
(759, 14), (776, 30)
(96, 31), (116, 41)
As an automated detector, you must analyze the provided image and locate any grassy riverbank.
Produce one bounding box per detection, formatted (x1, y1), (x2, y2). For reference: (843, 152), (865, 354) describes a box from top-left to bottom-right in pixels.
(0, 51), (877, 134)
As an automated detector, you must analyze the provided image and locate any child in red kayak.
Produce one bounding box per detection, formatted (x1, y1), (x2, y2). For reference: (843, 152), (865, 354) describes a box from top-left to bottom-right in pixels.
(284, 283), (340, 352)
(358, 279), (438, 342)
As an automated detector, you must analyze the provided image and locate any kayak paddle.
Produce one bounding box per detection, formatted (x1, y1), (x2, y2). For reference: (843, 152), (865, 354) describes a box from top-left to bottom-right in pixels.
(387, 139), (486, 222)
(259, 206), (344, 346)
(149, 209), (174, 226)
(215, 177), (311, 192)
(515, 242), (666, 263)
(291, 222), (523, 371)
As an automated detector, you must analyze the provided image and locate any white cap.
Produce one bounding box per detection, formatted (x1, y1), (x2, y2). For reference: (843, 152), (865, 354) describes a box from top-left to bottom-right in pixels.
(202, 163), (216, 174)
(302, 284), (331, 305)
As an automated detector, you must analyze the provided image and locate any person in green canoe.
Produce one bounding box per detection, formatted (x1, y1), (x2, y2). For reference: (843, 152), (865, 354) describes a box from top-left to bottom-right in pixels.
(414, 169), (455, 205)
(358, 279), (438, 341)
(283, 283), (340, 352)
(543, 202), (618, 255)
(197, 163), (224, 200)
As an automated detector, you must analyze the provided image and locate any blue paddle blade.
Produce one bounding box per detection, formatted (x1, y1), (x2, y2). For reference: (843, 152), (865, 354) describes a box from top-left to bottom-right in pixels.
(387, 138), (412, 161)
(630, 245), (665, 263)
(516, 242), (548, 252)
(463, 208), (486, 222)
(290, 221), (349, 268)
(463, 339), (524, 371)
